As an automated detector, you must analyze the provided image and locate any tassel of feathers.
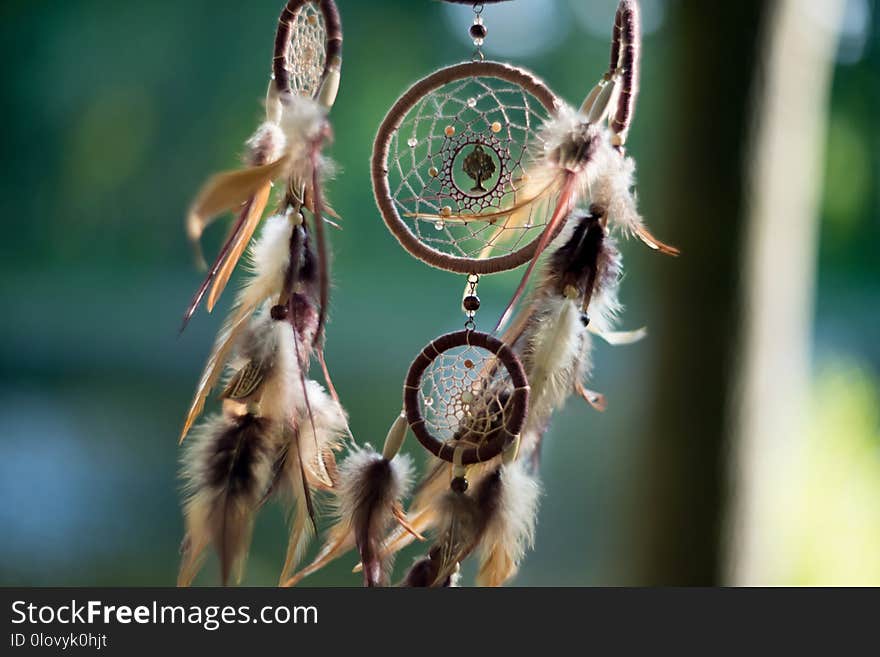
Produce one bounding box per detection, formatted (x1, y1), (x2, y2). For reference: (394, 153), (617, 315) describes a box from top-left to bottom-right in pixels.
(495, 2), (676, 331)
(182, 93), (332, 329)
(402, 461), (540, 588)
(505, 209), (633, 464)
(179, 205), (345, 585)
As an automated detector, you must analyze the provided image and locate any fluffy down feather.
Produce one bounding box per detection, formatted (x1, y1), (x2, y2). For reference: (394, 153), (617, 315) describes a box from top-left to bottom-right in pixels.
(179, 215), (295, 443)
(477, 460), (541, 587)
(178, 413), (280, 586)
(536, 103), (677, 255)
(283, 449), (414, 587)
(336, 448), (414, 586)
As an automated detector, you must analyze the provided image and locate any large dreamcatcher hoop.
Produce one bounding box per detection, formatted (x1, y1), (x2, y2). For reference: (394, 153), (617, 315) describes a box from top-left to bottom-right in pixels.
(372, 61), (561, 275)
(404, 329), (529, 465)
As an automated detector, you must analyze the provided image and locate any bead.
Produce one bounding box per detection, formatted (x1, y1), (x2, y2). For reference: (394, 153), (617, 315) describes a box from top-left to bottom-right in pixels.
(307, 14), (318, 26)
(580, 313), (590, 327)
(428, 166), (439, 177)
(445, 125), (456, 137)
(463, 359), (474, 369)
(463, 295), (481, 312)
(270, 304), (289, 321)
(440, 206), (452, 218)
(434, 220), (445, 230)
(407, 137), (417, 148)
(467, 97), (477, 108)
(473, 37), (484, 47)
(491, 121), (502, 133)
(469, 23), (487, 40)
(450, 476), (468, 493)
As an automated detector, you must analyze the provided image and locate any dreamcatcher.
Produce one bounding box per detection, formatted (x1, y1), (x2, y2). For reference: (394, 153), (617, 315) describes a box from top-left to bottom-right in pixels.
(177, 0), (349, 586)
(278, 0), (674, 588)
(360, 0), (677, 586)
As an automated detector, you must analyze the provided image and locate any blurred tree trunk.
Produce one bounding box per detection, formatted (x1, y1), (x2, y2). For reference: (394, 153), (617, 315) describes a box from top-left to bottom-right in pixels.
(727, 0), (844, 584)
(626, 2), (776, 585)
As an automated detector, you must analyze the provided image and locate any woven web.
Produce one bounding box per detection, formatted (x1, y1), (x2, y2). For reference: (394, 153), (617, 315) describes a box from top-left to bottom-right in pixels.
(388, 75), (555, 261)
(418, 345), (516, 448)
(285, 2), (326, 99)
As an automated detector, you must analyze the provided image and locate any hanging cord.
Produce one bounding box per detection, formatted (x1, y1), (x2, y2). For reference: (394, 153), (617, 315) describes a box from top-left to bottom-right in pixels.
(462, 274), (480, 332)
(470, 3), (486, 61)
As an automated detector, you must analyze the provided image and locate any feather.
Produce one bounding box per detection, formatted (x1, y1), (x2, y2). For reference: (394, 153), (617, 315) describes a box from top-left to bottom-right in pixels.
(506, 211), (625, 461)
(277, 429), (317, 585)
(206, 182), (272, 313)
(428, 488), (484, 586)
(178, 413), (280, 586)
(476, 460), (541, 587)
(290, 379), (347, 490)
(182, 121), (286, 329)
(186, 157), (290, 266)
(179, 215), (295, 443)
(284, 448), (414, 587)
(416, 467), (511, 587)
(496, 101), (676, 330)
(401, 553), (460, 588)
(496, 173), (580, 332)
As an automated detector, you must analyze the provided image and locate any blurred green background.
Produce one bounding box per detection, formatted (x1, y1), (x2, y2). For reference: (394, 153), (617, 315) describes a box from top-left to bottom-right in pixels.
(0, 0), (877, 586)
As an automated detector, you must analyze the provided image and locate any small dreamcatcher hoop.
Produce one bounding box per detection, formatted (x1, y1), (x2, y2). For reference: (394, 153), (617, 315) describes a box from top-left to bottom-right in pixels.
(403, 330), (529, 464)
(372, 61), (561, 275)
(273, 0), (342, 101)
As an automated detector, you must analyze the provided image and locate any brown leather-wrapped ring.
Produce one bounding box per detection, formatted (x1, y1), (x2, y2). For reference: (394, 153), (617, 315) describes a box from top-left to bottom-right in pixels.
(274, 0), (342, 98)
(372, 61), (561, 275)
(403, 330), (529, 465)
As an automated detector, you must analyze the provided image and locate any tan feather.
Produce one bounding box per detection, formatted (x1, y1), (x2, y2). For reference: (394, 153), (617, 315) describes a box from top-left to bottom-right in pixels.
(206, 182), (273, 313)
(179, 311), (251, 444)
(186, 156), (290, 268)
(278, 433), (317, 584)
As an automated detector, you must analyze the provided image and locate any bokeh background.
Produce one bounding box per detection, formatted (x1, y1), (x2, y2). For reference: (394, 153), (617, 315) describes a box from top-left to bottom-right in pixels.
(1, 0), (877, 586)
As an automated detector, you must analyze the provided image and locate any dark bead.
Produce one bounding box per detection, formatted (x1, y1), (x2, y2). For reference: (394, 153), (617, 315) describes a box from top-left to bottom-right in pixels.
(580, 313), (590, 327)
(270, 304), (289, 321)
(462, 295), (481, 312)
(450, 476), (469, 493)
(469, 23), (488, 40)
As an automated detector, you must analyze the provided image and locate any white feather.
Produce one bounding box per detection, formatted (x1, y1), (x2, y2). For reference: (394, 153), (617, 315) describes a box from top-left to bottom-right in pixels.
(521, 295), (587, 432)
(294, 380), (349, 488)
(245, 121), (287, 165)
(334, 448), (414, 522)
(235, 214), (293, 315)
(278, 95), (329, 182)
(477, 460), (541, 586)
(257, 319), (301, 424)
(539, 102), (649, 242)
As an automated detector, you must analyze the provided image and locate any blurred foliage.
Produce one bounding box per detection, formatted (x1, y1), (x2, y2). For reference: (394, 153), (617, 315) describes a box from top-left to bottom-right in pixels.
(774, 361), (880, 585)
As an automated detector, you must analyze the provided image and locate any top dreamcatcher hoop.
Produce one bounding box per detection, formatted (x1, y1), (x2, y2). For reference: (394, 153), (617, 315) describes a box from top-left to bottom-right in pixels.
(371, 8), (561, 275)
(273, 0), (342, 102)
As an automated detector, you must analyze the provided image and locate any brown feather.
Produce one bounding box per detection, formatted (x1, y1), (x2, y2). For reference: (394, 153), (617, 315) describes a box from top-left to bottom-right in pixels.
(495, 174), (578, 332)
